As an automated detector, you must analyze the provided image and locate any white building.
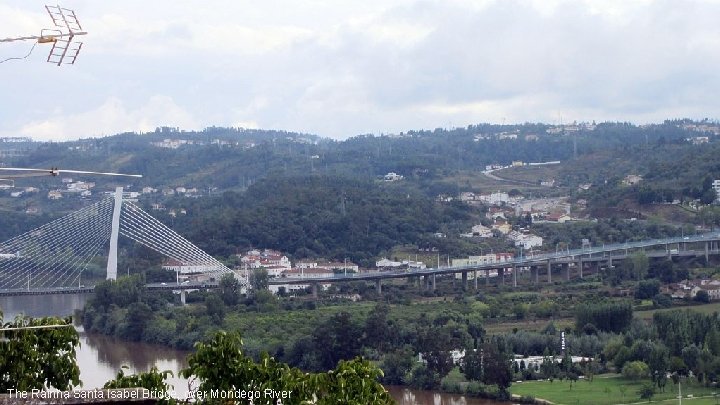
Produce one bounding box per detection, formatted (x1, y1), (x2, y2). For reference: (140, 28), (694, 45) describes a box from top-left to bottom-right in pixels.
(713, 180), (720, 201)
(508, 231), (543, 249)
(406, 261), (427, 270)
(461, 224), (494, 238)
(239, 249), (292, 272)
(622, 175), (643, 186)
(269, 267), (335, 294)
(384, 172), (404, 181)
(480, 192), (510, 206)
(515, 235), (543, 249)
(296, 260), (359, 273)
(162, 259), (223, 275)
(376, 258), (403, 268)
(67, 181), (95, 192)
(452, 253), (514, 267)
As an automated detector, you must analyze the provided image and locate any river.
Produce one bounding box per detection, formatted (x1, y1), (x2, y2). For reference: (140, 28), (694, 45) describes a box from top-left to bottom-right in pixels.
(0, 293), (505, 404)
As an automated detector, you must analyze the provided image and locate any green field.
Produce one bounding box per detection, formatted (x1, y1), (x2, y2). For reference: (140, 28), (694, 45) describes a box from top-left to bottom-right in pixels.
(510, 375), (719, 405)
(636, 302), (720, 321)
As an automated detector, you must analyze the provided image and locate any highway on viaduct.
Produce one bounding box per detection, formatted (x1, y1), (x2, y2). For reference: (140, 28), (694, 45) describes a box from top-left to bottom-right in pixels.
(2, 232), (719, 298)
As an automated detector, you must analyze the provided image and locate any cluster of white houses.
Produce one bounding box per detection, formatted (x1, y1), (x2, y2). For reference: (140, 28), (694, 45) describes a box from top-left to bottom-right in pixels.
(160, 248), (523, 295)
(46, 179), (96, 200)
(664, 279), (720, 301)
(235, 249), (360, 294)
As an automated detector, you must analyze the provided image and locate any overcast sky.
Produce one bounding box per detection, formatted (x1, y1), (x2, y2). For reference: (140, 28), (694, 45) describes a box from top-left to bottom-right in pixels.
(1, 0), (719, 141)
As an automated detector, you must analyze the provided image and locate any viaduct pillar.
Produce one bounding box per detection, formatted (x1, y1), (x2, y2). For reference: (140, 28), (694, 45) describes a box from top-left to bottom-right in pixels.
(547, 260), (552, 283)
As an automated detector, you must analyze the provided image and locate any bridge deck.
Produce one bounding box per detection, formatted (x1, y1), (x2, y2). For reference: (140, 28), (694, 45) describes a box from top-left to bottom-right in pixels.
(2, 232), (720, 295)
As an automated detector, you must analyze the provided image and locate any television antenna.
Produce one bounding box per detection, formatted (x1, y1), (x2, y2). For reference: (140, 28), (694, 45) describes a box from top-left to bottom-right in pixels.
(0, 5), (87, 66)
(0, 167), (142, 179)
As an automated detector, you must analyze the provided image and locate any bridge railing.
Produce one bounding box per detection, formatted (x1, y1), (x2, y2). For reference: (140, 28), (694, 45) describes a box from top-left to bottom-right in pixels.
(274, 231), (720, 282)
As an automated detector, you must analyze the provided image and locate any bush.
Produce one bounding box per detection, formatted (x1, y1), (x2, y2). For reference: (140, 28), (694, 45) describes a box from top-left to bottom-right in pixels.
(440, 380), (463, 394)
(409, 365), (441, 390)
(695, 290), (710, 303)
(635, 280), (660, 299)
(622, 360), (650, 380)
(652, 293), (673, 308)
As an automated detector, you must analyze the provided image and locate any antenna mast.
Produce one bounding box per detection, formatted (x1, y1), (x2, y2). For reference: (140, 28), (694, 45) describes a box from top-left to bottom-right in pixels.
(0, 5), (87, 66)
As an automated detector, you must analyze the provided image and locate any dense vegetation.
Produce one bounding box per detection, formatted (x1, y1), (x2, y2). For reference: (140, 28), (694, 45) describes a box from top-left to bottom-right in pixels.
(104, 331), (393, 405)
(8, 119), (720, 403)
(167, 175), (474, 265)
(80, 246), (720, 402)
(0, 312), (80, 392)
(0, 310), (391, 403)
(2, 120), (719, 266)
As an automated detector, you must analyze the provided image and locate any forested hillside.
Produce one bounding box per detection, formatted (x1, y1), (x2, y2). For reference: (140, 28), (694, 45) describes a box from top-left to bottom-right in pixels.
(168, 175), (474, 266)
(2, 120), (720, 263)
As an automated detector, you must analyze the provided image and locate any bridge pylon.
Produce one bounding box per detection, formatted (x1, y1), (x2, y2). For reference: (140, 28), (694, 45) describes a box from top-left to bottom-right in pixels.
(106, 187), (123, 280)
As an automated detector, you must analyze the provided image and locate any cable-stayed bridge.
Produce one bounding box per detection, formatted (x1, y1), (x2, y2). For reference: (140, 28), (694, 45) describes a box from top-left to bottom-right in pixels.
(0, 188), (233, 292)
(2, 186), (720, 298)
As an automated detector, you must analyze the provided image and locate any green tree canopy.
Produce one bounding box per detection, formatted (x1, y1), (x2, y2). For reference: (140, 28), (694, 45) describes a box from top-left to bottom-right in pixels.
(0, 315), (80, 392)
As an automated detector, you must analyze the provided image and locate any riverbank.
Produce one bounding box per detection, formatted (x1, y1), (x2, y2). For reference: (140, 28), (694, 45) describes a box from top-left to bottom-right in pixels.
(0, 293), (506, 404)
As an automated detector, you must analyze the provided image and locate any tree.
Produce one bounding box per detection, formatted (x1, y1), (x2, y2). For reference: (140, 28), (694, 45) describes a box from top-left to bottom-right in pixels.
(364, 303), (391, 352)
(638, 383), (655, 402)
(313, 357), (394, 405)
(461, 348), (483, 382)
(512, 303), (529, 320)
(380, 348), (414, 385)
(414, 324), (457, 380)
(408, 365), (441, 390)
(218, 273), (241, 306)
(631, 252), (649, 281)
(104, 366), (175, 405)
(668, 356), (688, 376)
(655, 260), (677, 283)
(705, 327), (720, 356)
(250, 268), (269, 292)
(123, 301), (153, 341)
(205, 294), (226, 323)
(696, 290), (710, 303)
(652, 293), (672, 309)
(466, 316), (486, 349)
(181, 331), (393, 404)
(482, 341), (513, 392)
(635, 280), (660, 299)
(648, 345), (669, 389)
(575, 301), (633, 333)
(0, 315), (80, 392)
(312, 312), (362, 370)
(567, 372), (579, 390)
(622, 360), (650, 380)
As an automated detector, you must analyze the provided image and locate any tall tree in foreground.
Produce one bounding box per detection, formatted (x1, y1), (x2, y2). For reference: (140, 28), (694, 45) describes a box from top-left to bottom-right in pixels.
(0, 313), (81, 391)
(181, 331), (393, 404)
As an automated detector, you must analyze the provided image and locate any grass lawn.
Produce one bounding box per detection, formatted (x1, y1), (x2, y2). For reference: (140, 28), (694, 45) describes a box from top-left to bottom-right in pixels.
(510, 375), (719, 405)
(651, 398), (720, 405)
(636, 302), (720, 321)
